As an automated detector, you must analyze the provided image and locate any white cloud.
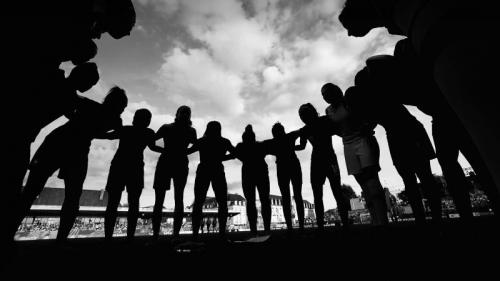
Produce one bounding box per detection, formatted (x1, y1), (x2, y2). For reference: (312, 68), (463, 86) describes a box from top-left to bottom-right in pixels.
(32, 0), (475, 211)
(157, 47), (245, 117)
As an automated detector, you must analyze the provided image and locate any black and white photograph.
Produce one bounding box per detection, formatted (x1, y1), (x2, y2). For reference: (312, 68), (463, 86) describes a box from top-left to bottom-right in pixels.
(2, 0), (499, 279)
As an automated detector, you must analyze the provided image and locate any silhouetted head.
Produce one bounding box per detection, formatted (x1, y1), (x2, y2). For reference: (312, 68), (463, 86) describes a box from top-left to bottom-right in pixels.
(68, 62), (99, 93)
(345, 85), (376, 113)
(92, 0), (136, 39)
(393, 38), (420, 69)
(175, 105), (192, 126)
(298, 103), (319, 125)
(69, 40), (98, 65)
(271, 122), (285, 138)
(354, 67), (371, 87)
(345, 86), (363, 104)
(242, 125), (256, 143)
(321, 83), (343, 105)
(132, 108), (152, 128)
(339, 0), (382, 37)
(204, 121), (222, 139)
(103, 86), (128, 116)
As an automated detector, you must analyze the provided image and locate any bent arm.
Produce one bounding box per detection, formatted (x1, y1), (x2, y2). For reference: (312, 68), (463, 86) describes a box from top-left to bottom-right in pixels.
(96, 130), (120, 140)
(223, 140), (237, 161)
(295, 136), (307, 151)
(186, 139), (200, 155)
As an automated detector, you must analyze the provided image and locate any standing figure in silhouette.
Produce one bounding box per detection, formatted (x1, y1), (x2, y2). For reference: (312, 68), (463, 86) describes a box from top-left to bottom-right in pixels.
(391, 40), (500, 221)
(321, 83), (388, 226)
(13, 87), (128, 243)
(345, 81), (442, 225)
(151, 106), (197, 240)
(296, 103), (350, 230)
(5, 63), (100, 239)
(3, 0), (136, 252)
(104, 109), (160, 241)
(338, 0), (500, 212)
(266, 123), (305, 231)
(189, 121), (235, 240)
(233, 125), (272, 235)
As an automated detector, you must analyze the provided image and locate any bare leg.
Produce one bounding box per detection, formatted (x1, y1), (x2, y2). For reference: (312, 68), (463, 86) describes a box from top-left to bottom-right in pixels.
(104, 190), (122, 240)
(127, 189), (142, 240)
(152, 189), (166, 240)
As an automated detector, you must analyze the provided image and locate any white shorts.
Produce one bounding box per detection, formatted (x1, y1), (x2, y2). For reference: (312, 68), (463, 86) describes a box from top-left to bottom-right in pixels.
(343, 136), (380, 175)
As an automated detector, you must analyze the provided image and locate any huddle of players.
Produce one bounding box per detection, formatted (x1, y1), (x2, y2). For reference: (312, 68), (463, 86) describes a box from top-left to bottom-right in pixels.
(8, 0), (499, 244)
(12, 77), (445, 243)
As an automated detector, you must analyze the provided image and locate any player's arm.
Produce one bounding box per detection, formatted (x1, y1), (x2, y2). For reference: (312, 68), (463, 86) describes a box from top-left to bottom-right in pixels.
(295, 127), (308, 151)
(187, 128), (198, 151)
(186, 139), (200, 155)
(149, 125), (166, 153)
(95, 117), (123, 139)
(223, 140), (237, 161)
(98, 130), (120, 140)
(63, 94), (88, 119)
(261, 139), (275, 156)
(147, 130), (163, 153)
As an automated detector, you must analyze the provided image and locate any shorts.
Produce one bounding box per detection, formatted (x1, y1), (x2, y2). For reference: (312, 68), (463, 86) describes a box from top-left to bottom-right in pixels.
(310, 155), (340, 187)
(153, 155), (189, 191)
(106, 162), (144, 193)
(343, 135), (380, 175)
(30, 130), (89, 183)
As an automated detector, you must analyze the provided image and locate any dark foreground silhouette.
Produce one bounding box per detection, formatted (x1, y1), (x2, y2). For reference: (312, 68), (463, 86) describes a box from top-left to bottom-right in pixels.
(3, 217), (499, 279)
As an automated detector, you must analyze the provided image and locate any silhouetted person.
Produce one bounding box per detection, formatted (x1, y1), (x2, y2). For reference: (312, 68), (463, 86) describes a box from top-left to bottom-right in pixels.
(267, 123), (305, 231)
(360, 48), (499, 222)
(104, 109), (159, 241)
(321, 83), (388, 226)
(3, 0), (136, 249)
(189, 121), (235, 240)
(12, 87), (128, 243)
(345, 82), (442, 225)
(6, 63), (100, 242)
(391, 40), (500, 221)
(152, 106), (197, 240)
(233, 125), (272, 235)
(338, 0), (500, 211)
(32, 62), (101, 142)
(4, 44), (99, 246)
(296, 103), (350, 230)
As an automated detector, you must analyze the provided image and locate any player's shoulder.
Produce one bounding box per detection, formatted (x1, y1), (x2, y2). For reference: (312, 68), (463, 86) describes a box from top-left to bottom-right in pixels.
(145, 127), (155, 135)
(188, 126), (197, 134)
(157, 123), (172, 133)
(222, 137), (232, 145)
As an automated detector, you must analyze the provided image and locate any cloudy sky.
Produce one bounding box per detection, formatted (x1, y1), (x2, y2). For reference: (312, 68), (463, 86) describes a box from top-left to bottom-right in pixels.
(33, 0), (469, 210)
